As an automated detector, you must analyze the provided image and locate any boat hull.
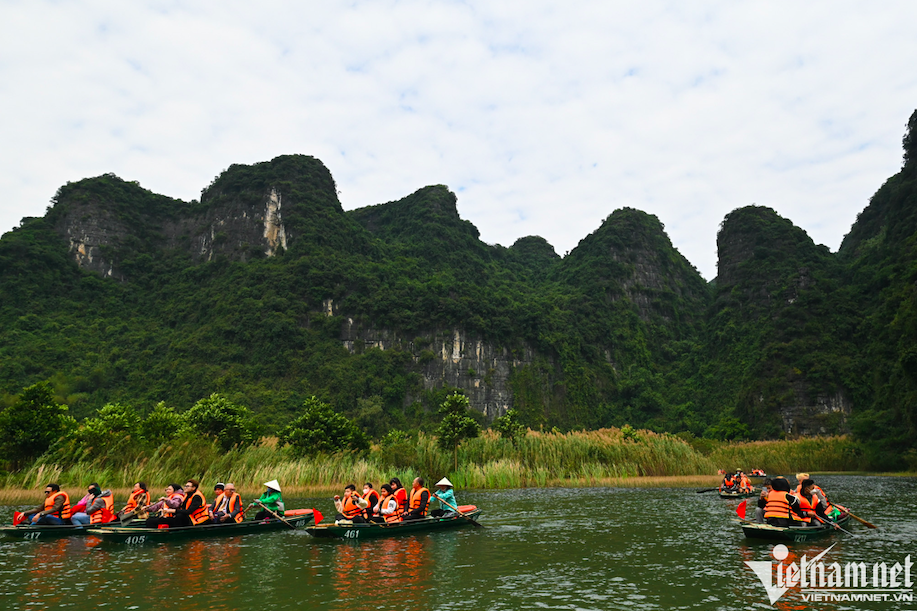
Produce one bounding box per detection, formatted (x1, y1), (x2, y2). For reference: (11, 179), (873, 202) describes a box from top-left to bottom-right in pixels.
(719, 489), (758, 499)
(85, 512), (313, 544)
(307, 507), (482, 540)
(740, 513), (852, 542)
(0, 522), (140, 540)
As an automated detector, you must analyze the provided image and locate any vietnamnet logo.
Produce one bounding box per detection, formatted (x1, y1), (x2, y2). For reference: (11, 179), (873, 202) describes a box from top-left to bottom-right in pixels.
(745, 543), (913, 605)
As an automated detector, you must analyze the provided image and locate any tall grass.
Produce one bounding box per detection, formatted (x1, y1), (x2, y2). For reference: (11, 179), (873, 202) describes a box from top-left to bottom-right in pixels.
(0, 430), (867, 500)
(707, 436), (867, 474)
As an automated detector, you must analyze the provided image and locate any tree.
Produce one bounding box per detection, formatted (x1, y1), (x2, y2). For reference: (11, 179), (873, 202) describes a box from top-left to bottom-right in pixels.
(279, 396), (369, 456)
(141, 402), (184, 445)
(436, 392), (480, 470)
(183, 393), (257, 450)
(492, 409), (526, 446)
(0, 382), (73, 468)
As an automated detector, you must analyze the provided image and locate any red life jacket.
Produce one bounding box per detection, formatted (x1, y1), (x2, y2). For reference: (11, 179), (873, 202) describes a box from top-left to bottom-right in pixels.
(44, 491), (71, 520)
(393, 487), (408, 513)
(90, 495), (115, 524)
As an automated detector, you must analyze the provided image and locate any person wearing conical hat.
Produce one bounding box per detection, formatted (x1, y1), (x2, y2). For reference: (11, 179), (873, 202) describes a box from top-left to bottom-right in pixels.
(254, 479), (284, 521)
(430, 477), (457, 518)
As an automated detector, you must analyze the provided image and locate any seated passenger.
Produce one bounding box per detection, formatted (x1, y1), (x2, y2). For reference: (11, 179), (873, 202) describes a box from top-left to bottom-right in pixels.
(118, 482), (150, 519)
(369, 484), (400, 523)
(402, 477), (430, 521)
(22, 483), (71, 525)
(763, 477), (803, 527)
(71, 484), (115, 528)
(208, 483), (225, 520)
(430, 477), (457, 517)
(334, 484), (368, 523)
(755, 479), (773, 523)
(142, 483), (185, 523)
(389, 477), (409, 515)
(254, 480), (284, 520)
(146, 480), (209, 528)
(213, 483), (244, 523)
(361, 483), (380, 521)
(720, 473), (737, 492)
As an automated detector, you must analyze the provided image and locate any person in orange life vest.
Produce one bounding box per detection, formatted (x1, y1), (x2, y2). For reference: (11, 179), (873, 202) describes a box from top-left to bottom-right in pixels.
(796, 475), (838, 519)
(208, 483), (225, 520)
(763, 477), (803, 527)
(402, 477), (430, 521)
(796, 478), (832, 523)
(738, 471), (753, 492)
(147, 480), (209, 528)
(334, 484), (368, 523)
(213, 483), (244, 523)
(389, 477), (409, 514)
(361, 483), (380, 521)
(720, 473), (737, 492)
(70, 483), (114, 528)
(23, 483), (71, 525)
(369, 484), (400, 524)
(754, 478), (773, 523)
(117, 482), (150, 519)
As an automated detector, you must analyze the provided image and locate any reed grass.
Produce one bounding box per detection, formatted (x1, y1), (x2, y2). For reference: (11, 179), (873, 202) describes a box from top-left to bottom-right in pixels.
(0, 430), (865, 500)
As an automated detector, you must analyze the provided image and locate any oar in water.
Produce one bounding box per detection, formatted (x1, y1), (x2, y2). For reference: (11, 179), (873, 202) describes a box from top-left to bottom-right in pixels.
(432, 495), (482, 528)
(812, 514), (856, 536)
(255, 501), (296, 529)
(695, 488), (718, 494)
(835, 504), (878, 529)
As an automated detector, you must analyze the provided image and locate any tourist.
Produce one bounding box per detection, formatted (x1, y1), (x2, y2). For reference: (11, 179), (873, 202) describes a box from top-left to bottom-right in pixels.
(754, 478), (773, 523)
(70, 483), (115, 528)
(334, 484), (368, 523)
(402, 477), (430, 521)
(118, 482), (150, 519)
(22, 483), (71, 525)
(430, 477), (457, 517)
(141, 483), (185, 524)
(389, 477), (408, 515)
(208, 483), (225, 519)
(254, 480), (284, 520)
(361, 483), (380, 521)
(369, 484), (400, 523)
(763, 477), (803, 527)
(147, 479), (209, 528)
(214, 483), (244, 523)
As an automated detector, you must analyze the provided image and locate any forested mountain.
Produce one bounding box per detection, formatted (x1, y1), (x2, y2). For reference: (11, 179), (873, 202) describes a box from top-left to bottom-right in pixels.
(3, 111), (917, 468)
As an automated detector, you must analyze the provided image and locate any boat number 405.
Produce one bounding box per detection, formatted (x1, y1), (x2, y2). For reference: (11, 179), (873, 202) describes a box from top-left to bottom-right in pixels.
(343, 529), (360, 539)
(124, 535), (146, 544)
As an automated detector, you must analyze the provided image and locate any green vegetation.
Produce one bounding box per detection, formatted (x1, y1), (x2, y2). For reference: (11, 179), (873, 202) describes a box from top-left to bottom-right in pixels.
(3, 111), (917, 474)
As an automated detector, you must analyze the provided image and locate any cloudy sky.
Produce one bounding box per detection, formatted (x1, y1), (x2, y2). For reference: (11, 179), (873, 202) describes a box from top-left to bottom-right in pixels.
(2, 1), (916, 279)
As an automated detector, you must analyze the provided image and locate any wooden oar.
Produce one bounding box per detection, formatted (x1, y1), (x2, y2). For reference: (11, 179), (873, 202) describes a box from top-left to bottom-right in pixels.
(695, 488), (718, 493)
(811, 513), (855, 536)
(835, 504), (878, 529)
(432, 495), (482, 528)
(256, 501), (296, 529)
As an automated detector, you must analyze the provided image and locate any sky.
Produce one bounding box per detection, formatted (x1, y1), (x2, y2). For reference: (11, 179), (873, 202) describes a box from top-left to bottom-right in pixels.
(2, 1), (916, 280)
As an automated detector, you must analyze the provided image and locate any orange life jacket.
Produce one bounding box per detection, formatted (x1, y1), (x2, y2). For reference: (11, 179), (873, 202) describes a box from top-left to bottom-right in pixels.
(723, 475), (735, 487)
(342, 494), (363, 519)
(763, 490), (794, 520)
(183, 490), (209, 525)
(44, 491), (71, 520)
(224, 492), (244, 523)
(211, 492), (225, 511)
(380, 496), (401, 523)
(793, 493), (816, 524)
(124, 489), (150, 513)
(409, 487), (430, 517)
(90, 495), (115, 524)
(363, 489), (379, 515)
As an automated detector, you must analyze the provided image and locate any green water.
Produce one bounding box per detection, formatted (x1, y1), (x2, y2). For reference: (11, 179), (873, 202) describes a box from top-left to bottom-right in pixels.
(0, 475), (913, 610)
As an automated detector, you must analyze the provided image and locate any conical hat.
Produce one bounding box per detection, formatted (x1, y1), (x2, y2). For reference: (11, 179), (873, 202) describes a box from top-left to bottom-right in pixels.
(263, 479), (281, 492)
(435, 477), (453, 488)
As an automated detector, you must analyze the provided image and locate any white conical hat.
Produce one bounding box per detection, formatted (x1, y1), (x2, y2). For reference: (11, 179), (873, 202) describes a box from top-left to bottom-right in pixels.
(263, 479), (281, 492)
(435, 477), (453, 488)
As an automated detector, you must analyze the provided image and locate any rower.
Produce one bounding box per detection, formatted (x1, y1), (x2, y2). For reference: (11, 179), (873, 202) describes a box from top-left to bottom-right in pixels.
(23, 483), (71, 525)
(254, 480), (284, 520)
(430, 477), (457, 517)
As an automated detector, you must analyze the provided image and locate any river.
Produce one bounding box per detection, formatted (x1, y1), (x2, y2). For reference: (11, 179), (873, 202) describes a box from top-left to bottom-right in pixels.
(0, 475), (913, 610)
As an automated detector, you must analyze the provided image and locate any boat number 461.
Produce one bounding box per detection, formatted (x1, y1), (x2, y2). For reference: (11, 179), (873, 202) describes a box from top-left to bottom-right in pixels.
(343, 529), (360, 539)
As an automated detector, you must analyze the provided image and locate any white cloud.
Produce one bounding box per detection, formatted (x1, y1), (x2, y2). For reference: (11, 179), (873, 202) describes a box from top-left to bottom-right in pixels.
(1, 0), (915, 278)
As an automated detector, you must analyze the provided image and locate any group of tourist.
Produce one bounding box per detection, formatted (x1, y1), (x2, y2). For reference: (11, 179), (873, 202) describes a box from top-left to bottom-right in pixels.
(331, 476), (457, 525)
(757, 472), (843, 526)
(19, 479), (286, 529)
(719, 470), (754, 493)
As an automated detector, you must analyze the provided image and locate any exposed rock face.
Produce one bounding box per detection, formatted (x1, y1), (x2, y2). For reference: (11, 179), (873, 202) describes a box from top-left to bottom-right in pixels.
(780, 389), (852, 436)
(53, 200), (128, 281)
(336, 306), (540, 418)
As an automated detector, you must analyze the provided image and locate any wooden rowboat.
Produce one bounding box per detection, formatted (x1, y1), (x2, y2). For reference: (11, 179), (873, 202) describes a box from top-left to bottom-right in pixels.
(86, 510), (313, 544)
(719, 488), (758, 499)
(740, 512), (852, 542)
(306, 505), (482, 540)
(0, 521), (140, 540)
